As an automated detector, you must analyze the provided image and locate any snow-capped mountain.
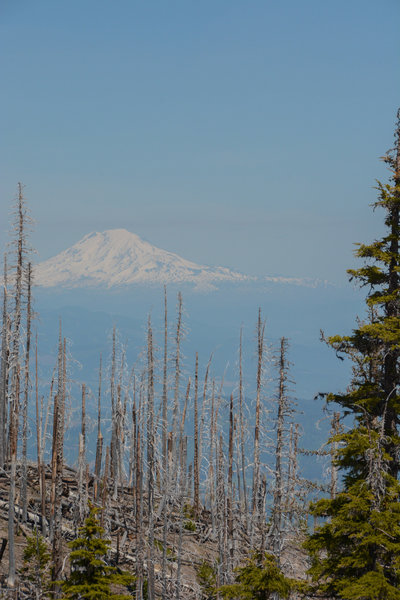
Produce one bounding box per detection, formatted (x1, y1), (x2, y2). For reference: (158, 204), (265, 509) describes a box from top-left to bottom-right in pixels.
(34, 229), (251, 289)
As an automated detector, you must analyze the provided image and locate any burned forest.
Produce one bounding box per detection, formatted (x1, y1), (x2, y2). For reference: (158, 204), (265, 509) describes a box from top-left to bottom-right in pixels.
(0, 187), (316, 599)
(1, 111), (400, 600)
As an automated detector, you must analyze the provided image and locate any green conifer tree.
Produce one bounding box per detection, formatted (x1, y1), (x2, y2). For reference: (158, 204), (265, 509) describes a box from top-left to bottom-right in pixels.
(218, 552), (297, 599)
(304, 111), (400, 599)
(20, 530), (51, 599)
(61, 503), (134, 600)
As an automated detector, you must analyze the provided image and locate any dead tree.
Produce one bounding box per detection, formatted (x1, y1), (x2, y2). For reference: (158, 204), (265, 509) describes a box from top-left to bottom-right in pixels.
(268, 337), (299, 565)
(198, 352), (212, 496)
(94, 355), (103, 500)
(51, 325), (66, 597)
(135, 389), (144, 600)
(178, 378), (191, 495)
(7, 363), (20, 589)
(172, 292), (183, 484)
(35, 333), (47, 535)
(270, 338), (290, 562)
(21, 261), (33, 523)
(7, 183), (31, 588)
(193, 352), (200, 515)
(128, 371), (136, 489)
(216, 433), (227, 587)
(175, 499), (185, 600)
(77, 383), (87, 524)
(113, 381), (124, 500)
(238, 326), (248, 527)
(146, 316), (155, 600)
(0, 254), (9, 469)
(110, 326), (117, 481)
(208, 379), (216, 530)
(284, 422), (300, 526)
(252, 309), (266, 515)
(227, 392), (234, 576)
(162, 286), (168, 490)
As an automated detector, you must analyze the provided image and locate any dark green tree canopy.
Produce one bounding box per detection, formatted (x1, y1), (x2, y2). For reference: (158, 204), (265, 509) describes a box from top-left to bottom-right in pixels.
(61, 503), (134, 600)
(305, 110), (400, 600)
(218, 552), (297, 600)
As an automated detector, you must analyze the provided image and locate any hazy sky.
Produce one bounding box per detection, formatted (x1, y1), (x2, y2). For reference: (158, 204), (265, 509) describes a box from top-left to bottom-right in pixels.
(1, 1), (399, 283)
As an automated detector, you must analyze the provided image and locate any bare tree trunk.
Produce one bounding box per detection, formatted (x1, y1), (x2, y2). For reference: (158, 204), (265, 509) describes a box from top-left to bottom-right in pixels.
(216, 433), (226, 587)
(21, 262), (32, 523)
(51, 326), (66, 598)
(259, 473), (267, 552)
(284, 423), (294, 526)
(7, 365), (20, 589)
(209, 379), (216, 531)
(8, 184), (27, 588)
(162, 286), (168, 487)
(234, 411), (241, 518)
(147, 316), (155, 600)
(270, 337), (290, 564)
(110, 326), (116, 481)
(161, 291), (169, 600)
(94, 355), (103, 500)
(77, 384), (87, 523)
(285, 422), (299, 525)
(193, 352), (200, 516)
(35, 334), (46, 535)
(42, 367), (55, 469)
(0, 254), (9, 470)
(135, 419), (144, 600)
(99, 445), (108, 526)
(178, 379), (190, 496)
(198, 353), (212, 496)
(227, 392), (234, 577)
(113, 381), (124, 500)
(81, 383), (86, 452)
(128, 372), (136, 489)
(252, 309), (265, 514)
(238, 327), (248, 522)
(175, 500), (184, 600)
(50, 389), (58, 539)
(172, 292), (183, 483)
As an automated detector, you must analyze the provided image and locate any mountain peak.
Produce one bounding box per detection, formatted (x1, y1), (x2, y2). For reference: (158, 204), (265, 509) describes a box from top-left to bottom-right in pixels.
(34, 229), (249, 289)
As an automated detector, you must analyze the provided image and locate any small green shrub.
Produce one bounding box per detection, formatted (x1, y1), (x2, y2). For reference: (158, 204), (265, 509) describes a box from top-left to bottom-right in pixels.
(183, 519), (196, 532)
(20, 530), (51, 598)
(196, 560), (217, 600)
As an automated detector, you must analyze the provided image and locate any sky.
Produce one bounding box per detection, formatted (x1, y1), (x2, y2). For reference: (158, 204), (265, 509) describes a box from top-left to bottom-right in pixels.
(1, 0), (399, 283)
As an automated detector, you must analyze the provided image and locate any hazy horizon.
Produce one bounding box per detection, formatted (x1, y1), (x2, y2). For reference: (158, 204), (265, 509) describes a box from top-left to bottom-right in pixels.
(1, 1), (400, 285)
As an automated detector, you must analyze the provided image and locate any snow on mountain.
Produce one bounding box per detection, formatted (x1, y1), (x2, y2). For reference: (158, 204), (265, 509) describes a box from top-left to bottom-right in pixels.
(263, 275), (330, 288)
(34, 229), (251, 289)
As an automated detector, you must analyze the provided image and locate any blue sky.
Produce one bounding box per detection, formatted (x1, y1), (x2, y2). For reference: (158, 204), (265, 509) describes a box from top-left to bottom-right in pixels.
(1, 0), (399, 282)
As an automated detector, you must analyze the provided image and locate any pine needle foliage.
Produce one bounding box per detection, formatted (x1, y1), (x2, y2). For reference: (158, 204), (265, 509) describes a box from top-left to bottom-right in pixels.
(196, 560), (218, 599)
(304, 111), (400, 599)
(218, 552), (296, 599)
(20, 530), (52, 598)
(61, 503), (134, 600)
